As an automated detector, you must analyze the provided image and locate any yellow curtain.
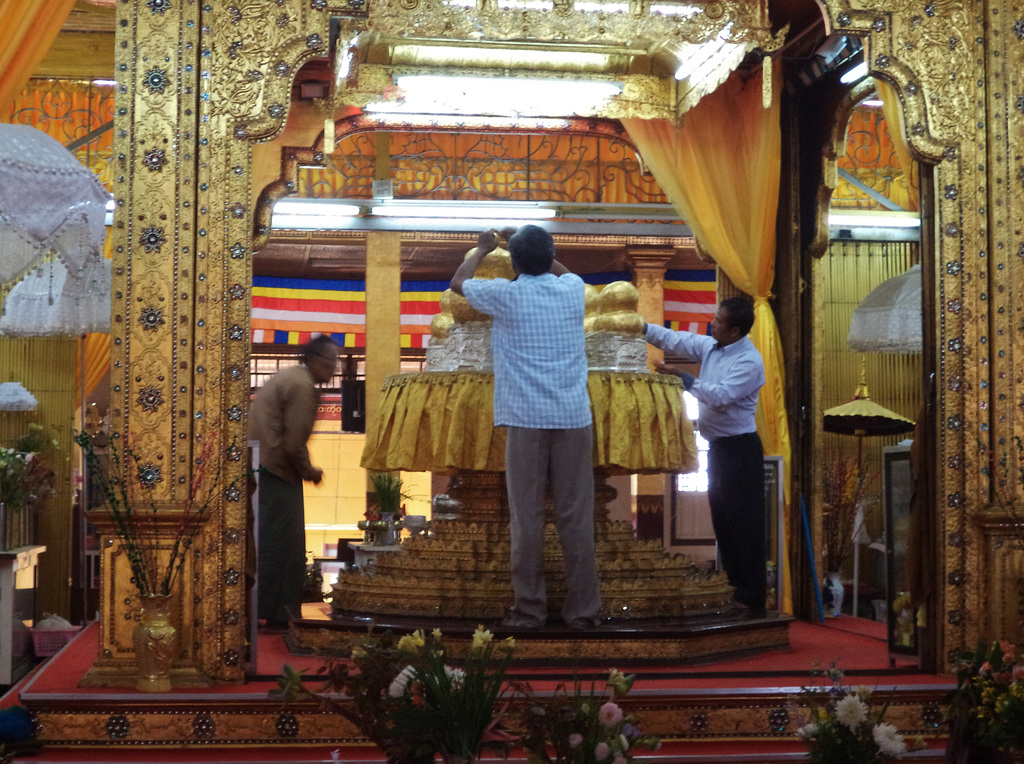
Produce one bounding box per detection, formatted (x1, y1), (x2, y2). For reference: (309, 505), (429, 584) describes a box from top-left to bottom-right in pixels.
(874, 79), (920, 212)
(623, 61), (794, 612)
(74, 234), (111, 408)
(0, 0), (78, 114)
(75, 332), (109, 409)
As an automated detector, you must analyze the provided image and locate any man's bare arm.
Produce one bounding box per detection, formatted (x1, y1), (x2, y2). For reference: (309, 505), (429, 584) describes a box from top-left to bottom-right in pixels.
(450, 229), (500, 295)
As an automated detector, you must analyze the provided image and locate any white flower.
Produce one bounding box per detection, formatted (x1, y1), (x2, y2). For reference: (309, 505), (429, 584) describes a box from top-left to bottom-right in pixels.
(796, 723), (819, 739)
(872, 723), (906, 757)
(388, 665), (417, 697)
(445, 665), (465, 688)
(619, 733), (630, 751)
(568, 733), (583, 748)
(599, 701), (623, 727)
(834, 693), (868, 731)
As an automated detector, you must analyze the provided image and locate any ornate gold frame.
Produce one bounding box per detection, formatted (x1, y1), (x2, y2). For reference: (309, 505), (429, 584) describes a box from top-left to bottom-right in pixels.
(101, 0), (1022, 685)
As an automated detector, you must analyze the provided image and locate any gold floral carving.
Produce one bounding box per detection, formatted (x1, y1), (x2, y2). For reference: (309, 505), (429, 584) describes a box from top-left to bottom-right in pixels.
(334, 0), (770, 48)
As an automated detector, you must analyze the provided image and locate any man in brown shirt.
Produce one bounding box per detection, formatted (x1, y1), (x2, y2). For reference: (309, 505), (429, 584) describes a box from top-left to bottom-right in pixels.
(250, 335), (339, 627)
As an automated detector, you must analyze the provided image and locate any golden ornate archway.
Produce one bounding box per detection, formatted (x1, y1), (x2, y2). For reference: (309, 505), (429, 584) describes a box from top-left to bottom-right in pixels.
(98, 0), (1022, 685)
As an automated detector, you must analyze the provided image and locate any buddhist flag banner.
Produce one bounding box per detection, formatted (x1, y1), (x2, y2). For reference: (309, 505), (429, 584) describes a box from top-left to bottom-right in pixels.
(250, 270), (714, 347)
(252, 276), (366, 347)
(663, 269), (716, 334)
(400, 280), (446, 349)
(251, 276), (446, 348)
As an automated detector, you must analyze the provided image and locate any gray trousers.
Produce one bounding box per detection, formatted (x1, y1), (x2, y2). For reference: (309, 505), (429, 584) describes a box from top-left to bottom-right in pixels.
(257, 471), (306, 623)
(505, 425), (602, 625)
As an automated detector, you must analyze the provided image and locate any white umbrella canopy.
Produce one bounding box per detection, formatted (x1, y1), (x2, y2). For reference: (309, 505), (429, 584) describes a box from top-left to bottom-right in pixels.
(0, 124), (110, 286)
(0, 257), (110, 336)
(847, 264), (922, 354)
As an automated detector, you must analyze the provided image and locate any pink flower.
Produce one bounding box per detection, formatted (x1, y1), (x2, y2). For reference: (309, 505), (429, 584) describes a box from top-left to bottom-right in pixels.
(594, 742), (610, 761)
(599, 701), (623, 727)
(568, 733), (583, 748)
(612, 756), (627, 764)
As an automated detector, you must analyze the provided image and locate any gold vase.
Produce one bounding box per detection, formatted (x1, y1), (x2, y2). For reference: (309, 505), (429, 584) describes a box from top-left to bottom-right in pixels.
(132, 594), (177, 692)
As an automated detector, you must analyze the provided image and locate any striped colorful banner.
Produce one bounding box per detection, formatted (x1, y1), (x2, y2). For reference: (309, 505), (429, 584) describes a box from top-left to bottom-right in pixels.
(663, 269), (716, 334)
(400, 280), (446, 349)
(252, 276), (366, 347)
(251, 270), (716, 347)
(251, 276), (446, 348)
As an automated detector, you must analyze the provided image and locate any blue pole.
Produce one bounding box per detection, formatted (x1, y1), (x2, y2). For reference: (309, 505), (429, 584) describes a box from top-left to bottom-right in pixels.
(801, 494), (824, 622)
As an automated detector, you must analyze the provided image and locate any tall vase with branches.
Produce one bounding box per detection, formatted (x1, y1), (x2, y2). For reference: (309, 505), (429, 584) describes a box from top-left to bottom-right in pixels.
(75, 430), (238, 690)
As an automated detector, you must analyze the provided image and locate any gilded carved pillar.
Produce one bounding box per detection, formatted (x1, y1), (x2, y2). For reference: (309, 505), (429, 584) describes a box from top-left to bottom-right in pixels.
(815, 0), (1017, 664)
(93, 0), (331, 685)
(628, 249), (673, 541)
(365, 232), (403, 434)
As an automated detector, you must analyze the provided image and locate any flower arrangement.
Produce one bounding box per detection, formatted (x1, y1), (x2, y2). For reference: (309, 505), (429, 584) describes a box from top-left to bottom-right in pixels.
(517, 669), (659, 764)
(278, 626), (517, 764)
(0, 423), (58, 549)
(946, 639), (1024, 759)
(821, 457), (870, 572)
(795, 663), (914, 763)
(0, 423), (57, 510)
(75, 430), (235, 597)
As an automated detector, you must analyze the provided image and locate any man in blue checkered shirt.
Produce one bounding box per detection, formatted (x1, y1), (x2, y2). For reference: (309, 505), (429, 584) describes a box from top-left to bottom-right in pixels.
(451, 225), (602, 630)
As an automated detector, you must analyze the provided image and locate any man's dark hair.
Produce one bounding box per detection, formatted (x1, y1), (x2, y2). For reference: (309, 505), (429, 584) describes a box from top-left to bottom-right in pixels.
(301, 334), (340, 363)
(507, 225), (555, 276)
(720, 297), (755, 336)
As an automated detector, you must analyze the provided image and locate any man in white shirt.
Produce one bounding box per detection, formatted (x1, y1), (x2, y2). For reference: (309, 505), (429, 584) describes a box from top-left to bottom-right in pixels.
(451, 226), (602, 630)
(643, 297), (767, 617)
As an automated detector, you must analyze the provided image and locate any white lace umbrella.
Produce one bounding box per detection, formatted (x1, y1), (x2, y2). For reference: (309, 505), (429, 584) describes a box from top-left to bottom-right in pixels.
(0, 124), (110, 287)
(0, 257), (110, 336)
(847, 264), (922, 354)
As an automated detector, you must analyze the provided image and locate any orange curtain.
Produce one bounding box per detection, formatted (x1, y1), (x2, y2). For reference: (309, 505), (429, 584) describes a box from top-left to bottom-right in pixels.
(0, 0), (78, 114)
(74, 234), (112, 408)
(75, 332), (109, 408)
(874, 79), (920, 212)
(623, 61), (794, 612)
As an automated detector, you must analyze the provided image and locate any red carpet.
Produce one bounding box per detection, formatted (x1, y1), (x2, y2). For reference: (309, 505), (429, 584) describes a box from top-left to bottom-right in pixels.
(2, 617), (953, 764)
(7, 615), (948, 699)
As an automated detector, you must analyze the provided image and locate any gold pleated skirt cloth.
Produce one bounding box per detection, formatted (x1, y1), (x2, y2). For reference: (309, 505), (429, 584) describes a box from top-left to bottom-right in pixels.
(360, 370), (698, 475)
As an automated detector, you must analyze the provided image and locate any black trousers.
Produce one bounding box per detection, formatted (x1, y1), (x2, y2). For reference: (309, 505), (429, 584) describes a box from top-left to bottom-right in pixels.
(707, 431), (766, 612)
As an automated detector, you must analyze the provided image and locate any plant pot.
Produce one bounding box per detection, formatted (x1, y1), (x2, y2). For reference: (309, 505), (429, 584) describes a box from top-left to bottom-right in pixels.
(133, 594), (177, 692)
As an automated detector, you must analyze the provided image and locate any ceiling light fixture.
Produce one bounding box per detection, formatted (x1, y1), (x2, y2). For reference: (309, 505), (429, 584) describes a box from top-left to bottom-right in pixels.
(271, 198), (361, 230)
(828, 211), (921, 228)
(371, 201), (557, 219)
(674, 24), (734, 80)
(840, 61), (869, 84)
(368, 75), (623, 118)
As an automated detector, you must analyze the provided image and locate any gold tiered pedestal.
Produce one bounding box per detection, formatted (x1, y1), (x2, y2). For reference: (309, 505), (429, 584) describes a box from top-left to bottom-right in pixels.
(311, 370), (790, 663)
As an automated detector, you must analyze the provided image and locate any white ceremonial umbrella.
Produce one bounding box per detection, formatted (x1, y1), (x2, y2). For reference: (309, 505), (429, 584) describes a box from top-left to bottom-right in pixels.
(0, 124), (110, 287)
(0, 382), (38, 411)
(847, 264), (922, 354)
(0, 257), (110, 337)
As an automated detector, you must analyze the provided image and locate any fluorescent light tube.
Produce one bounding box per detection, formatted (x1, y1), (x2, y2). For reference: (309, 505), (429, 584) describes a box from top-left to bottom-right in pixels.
(271, 198), (361, 230)
(371, 202), (556, 219)
(828, 212), (920, 228)
(840, 61), (868, 84)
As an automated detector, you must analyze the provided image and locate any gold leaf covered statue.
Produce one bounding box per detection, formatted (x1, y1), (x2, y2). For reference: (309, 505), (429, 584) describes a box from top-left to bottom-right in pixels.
(592, 281), (644, 336)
